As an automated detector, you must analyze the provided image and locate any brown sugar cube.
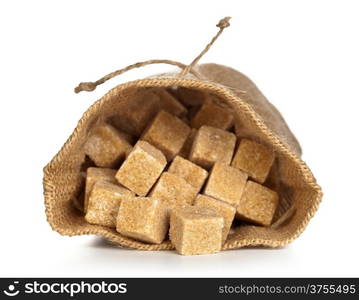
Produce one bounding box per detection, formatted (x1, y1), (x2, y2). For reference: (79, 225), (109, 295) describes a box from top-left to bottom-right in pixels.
(232, 139), (275, 184)
(112, 90), (160, 137)
(150, 172), (198, 207)
(194, 194), (236, 244)
(191, 102), (234, 130)
(176, 87), (211, 107)
(178, 128), (197, 158)
(189, 125), (236, 170)
(116, 197), (169, 244)
(236, 181), (279, 226)
(169, 206), (223, 255)
(84, 124), (133, 168)
(84, 167), (117, 212)
(141, 110), (191, 161)
(85, 181), (134, 227)
(115, 141), (167, 196)
(204, 162), (248, 206)
(168, 156), (208, 193)
(152, 89), (188, 117)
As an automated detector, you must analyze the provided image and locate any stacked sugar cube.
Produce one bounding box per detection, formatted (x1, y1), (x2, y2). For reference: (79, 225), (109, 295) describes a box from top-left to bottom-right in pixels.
(81, 88), (279, 255)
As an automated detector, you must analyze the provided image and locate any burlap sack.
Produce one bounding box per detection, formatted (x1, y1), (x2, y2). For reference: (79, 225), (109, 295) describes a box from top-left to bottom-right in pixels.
(43, 62), (322, 250)
(43, 18), (322, 250)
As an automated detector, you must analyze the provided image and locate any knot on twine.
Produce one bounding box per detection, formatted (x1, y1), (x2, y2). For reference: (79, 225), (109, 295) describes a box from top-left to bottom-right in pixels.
(74, 82), (97, 93)
(216, 17), (231, 29)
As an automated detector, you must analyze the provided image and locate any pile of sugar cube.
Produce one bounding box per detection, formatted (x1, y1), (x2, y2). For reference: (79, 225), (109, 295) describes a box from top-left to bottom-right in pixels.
(82, 87), (279, 255)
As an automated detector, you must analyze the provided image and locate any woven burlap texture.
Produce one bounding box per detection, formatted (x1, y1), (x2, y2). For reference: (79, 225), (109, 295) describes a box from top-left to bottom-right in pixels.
(43, 63), (322, 250)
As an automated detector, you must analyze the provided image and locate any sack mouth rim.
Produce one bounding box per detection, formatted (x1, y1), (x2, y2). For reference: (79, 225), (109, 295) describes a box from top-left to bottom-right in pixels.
(43, 77), (323, 250)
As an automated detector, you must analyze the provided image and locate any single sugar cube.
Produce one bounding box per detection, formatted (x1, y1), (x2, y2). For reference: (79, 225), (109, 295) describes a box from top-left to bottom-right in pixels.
(189, 125), (236, 170)
(115, 141), (167, 196)
(85, 181), (134, 227)
(204, 162), (248, 206)
(111, 90), (160, 137)
(116, 197), (169, 244)
(168, 156), (208, 193)
(176, 87), (210, 107)
(236, 181), (279, 226)
(84, 167), (117, 212)
(84, 124), (133, 168)
(169, 206), (223, 255)
(179, 128), (197, 158)
(152, 89), (188, 117)
(150, 172), (198, 207)
(194, 194), (236, 244)
(191, 102), (234, 130)
(232, 139), (275, 184)
(141, 110), (191, 161)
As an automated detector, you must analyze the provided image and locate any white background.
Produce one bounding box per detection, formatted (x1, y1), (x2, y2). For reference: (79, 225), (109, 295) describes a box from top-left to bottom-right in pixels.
(0, 0), (358, 277)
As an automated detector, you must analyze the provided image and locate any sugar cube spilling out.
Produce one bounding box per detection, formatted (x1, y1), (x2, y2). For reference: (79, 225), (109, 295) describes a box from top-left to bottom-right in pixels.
(116, 197), (169, 244)
(169, 206), (223, 255)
